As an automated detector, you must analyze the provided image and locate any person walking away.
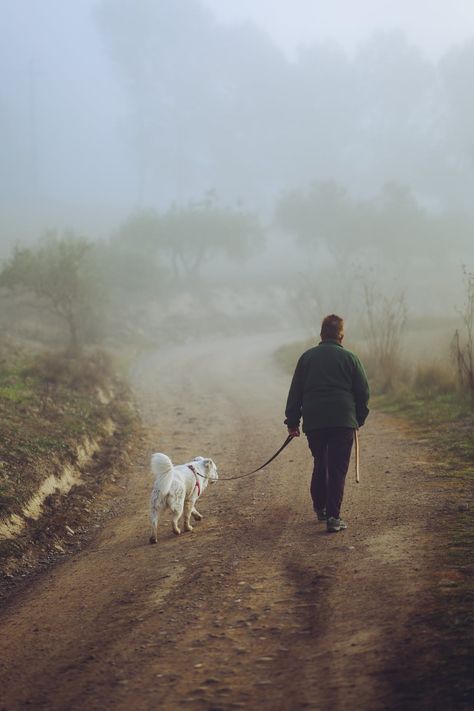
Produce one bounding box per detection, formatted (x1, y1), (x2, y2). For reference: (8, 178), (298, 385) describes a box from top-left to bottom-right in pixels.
(284, 314), (370, 533)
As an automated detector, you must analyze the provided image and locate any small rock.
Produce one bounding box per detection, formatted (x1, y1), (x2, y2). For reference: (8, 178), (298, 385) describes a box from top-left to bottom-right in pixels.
(65, 525), (75, 536)
(458, 503), (469, 512)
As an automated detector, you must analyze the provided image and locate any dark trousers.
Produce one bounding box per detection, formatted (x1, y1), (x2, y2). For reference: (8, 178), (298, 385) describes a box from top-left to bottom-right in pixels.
(306, 427), (354, 520)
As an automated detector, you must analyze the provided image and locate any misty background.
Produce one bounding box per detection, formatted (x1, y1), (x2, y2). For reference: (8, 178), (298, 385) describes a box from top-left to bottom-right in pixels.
(1, 0), (474, 370)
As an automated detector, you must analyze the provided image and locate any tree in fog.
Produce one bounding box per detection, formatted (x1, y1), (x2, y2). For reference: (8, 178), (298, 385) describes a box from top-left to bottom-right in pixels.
(439, 40), (474, 208)
(276, 181), (354, 256)
(440, 40), (474, 157)
(287, 43), (355, 187)
(352, 32), (435, 177)
(115, 195), (264, 279)
(276, 178), (473, 260)
(96, 0), (215, 204)
(94, 222), (167, 305)
(275, 181), (362, 325)
(96, 0), (290, 206)
(275, 175), (474, 322)
(0, 233), (99, 353)
(95, 0), (474, 214)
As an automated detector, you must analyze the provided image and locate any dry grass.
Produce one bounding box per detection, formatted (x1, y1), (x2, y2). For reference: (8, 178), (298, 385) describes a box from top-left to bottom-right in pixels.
(0, 345), (135, 521)
(412, 361), (457, 396)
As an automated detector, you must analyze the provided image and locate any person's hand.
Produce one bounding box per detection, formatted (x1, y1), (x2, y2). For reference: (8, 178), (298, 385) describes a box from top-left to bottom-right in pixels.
(288, 426), (300, 438)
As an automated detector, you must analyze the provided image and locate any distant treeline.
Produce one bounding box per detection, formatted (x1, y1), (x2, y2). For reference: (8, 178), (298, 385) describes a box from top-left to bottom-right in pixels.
(3, 0), (474, 216)
(94, 0), (474, 212)
(0, 184), (473, 354)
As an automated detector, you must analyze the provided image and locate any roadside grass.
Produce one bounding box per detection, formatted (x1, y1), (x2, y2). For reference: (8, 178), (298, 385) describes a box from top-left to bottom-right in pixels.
(375, 387), (474, 708)
(376, 389), (474, 469)
(373, 388), (474, 570)
(0, 347), (136, 521)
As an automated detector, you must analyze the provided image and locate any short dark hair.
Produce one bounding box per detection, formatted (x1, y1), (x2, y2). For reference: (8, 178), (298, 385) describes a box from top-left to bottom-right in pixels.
(320, 314), (344, 340)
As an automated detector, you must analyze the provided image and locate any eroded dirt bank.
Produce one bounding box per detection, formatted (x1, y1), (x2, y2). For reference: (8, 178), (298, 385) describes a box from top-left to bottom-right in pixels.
(0, 332), (463, 710)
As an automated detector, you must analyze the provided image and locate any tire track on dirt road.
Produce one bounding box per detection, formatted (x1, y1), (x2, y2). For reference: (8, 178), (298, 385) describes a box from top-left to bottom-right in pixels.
(0, 331), (447, 710)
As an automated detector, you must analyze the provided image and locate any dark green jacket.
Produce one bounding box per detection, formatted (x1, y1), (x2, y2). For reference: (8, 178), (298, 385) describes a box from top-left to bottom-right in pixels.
(284, 340), (370, 432)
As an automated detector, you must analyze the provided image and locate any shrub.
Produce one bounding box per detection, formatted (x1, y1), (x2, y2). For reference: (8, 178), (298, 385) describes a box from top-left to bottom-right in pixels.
(413, 362), (457, 396)
(22, 350), (115, 393)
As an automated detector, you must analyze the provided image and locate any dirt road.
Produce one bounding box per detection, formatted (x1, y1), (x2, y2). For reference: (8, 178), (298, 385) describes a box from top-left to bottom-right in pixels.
(0, 332), (452, 710)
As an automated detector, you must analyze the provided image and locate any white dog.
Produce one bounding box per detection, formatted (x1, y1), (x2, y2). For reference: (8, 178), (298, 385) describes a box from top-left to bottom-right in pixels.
(149, 453), (218, 543)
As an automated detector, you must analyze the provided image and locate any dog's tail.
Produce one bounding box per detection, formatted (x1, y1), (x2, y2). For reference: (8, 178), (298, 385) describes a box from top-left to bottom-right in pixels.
(150, 453), (174, 497)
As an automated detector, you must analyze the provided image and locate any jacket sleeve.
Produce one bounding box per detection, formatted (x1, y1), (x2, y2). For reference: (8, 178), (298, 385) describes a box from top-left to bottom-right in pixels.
(284, 355), (307, 428)
(353, 356), (370, 427)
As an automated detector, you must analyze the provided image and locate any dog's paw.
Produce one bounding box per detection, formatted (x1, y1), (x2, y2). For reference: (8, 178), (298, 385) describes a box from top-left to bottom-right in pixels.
(184, 524), (194, 532)
(149, 536), (157, 545)
(172, 527), (181, 535)
(191, 511), (203, 521)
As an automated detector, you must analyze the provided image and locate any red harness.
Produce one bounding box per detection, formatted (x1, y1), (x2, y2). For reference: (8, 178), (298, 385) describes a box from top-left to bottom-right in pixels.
(187, 464), (201, 497)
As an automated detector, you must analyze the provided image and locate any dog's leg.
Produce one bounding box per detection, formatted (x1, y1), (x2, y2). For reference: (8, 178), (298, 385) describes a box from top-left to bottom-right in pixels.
(191, 506), (203, 521)
(149, 506), (159, 545)
(171, 506), (181, 535)
(171, 516), (181, 535)
(183, 499), (194, 532)
(169, 492), (184, 535)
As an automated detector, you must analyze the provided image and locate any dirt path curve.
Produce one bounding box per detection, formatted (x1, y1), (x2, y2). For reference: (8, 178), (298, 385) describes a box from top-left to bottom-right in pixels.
(0, 332), (445, 711)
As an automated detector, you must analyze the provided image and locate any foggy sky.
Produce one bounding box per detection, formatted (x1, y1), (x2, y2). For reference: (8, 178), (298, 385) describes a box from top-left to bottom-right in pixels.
(1, 0), (474, 247)
(202, 0), (474, 60)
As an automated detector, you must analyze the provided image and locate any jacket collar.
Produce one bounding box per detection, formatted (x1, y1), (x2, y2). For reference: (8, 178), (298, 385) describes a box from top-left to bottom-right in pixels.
(319, 339), (343, 347)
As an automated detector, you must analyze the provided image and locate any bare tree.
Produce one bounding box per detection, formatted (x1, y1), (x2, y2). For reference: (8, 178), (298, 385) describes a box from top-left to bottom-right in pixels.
(362, 280), (407, 391)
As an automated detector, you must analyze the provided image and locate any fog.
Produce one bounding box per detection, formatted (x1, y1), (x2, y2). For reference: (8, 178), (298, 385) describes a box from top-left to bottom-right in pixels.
(1, 0), (474, 360)
(204, 0), (474, 61)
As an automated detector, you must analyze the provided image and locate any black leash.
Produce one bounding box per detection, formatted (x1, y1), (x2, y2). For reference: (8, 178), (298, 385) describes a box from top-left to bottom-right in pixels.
(194, 434), (296, 482)
(235, 434), (295, 478)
